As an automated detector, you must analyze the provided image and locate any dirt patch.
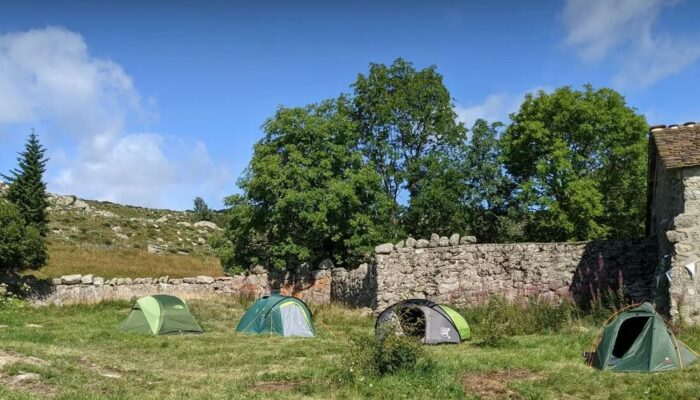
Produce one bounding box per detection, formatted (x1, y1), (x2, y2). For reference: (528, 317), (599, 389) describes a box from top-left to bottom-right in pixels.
(0, 351), (55, 397)
(462, 369), (542, 399)
(0, 351), (48, 369)
(250, 380), (304, 392)
(77, 356), (123, 379)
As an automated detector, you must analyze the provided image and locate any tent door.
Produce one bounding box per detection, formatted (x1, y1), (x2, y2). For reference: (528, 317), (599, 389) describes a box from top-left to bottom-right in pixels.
(612, 316), (651, 358)
(280, 303), (314, 337)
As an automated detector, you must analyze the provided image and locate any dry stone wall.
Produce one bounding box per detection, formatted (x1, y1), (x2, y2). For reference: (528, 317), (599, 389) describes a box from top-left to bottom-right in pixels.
(32, 262), (370, 306)
(373, 235), (656, 312)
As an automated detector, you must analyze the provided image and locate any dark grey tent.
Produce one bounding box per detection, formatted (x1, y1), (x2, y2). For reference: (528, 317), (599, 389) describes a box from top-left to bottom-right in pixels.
(375, 299), (470, 344)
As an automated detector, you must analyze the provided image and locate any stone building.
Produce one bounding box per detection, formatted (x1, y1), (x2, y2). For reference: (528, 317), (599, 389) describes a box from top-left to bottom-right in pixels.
(647, 122), (700, 324)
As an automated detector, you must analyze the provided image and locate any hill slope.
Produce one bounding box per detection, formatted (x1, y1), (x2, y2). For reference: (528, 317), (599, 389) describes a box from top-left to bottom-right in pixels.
(18, 190), (225, 278)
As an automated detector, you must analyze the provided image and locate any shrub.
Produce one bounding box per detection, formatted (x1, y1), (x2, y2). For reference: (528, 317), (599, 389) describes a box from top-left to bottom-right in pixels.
(0, 200), (47, 272)
(340, 331), (432, 381)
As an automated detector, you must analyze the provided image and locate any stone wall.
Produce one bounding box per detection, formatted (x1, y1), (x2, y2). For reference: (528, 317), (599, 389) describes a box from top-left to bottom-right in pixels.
(32, 263), (371, 306)
(661, 166), (700, 324)
(373, 235), (657, 312)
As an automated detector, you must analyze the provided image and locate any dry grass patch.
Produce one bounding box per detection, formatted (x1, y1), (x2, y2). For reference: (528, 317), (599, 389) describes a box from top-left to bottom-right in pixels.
(462, 369), (542, 399)
(250, 380), (304, 392)
(37, 244), (223, 278)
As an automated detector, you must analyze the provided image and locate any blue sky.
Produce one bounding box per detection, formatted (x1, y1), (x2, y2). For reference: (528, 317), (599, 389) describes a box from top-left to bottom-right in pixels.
(1, 0), (699, 210)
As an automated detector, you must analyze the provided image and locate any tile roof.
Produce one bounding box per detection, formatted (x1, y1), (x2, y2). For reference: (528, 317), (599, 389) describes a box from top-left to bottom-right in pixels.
(651, 122), (700, 169)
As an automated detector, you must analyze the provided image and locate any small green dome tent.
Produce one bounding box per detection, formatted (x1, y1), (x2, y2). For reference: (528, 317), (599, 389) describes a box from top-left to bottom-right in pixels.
(376, 299), (470, 344)
(119, 295), (203, 335)
(589, 302), (697, 372)
(236, 294), (315, 337)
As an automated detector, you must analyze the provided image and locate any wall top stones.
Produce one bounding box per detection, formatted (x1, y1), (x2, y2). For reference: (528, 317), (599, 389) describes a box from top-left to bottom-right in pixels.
(375, 233), (477, 254)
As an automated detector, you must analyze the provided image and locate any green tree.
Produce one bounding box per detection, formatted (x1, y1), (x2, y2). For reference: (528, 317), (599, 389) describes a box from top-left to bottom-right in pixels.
(403, 149), (469, 238)
(352, 58), (466, 236)
(3, 132), (49, 236)
(464, 119), (521, 242)
(222, 98), (391, 272)
(0, 200), (47, 272)
(501, 85), (648, 241)
(192, 196), (213, 222)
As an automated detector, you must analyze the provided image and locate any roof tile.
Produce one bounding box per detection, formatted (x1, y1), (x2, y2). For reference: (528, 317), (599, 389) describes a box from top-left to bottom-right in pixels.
(651, 123), (700, 169)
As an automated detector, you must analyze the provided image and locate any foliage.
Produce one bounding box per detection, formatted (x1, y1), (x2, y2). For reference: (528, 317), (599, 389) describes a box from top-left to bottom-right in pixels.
(402, 150), (469, 237)
(191, 196), (213, 222)
(352, 58), (466, 236)
(462, 295), (575, 344)
(2, 132), (49, 236)
(464, 119), (522, 242)
(501, 85), (648, 242)
(0, 200), (47, 272)
(341, 331), (432, 379)
(222, 98), (391, 271)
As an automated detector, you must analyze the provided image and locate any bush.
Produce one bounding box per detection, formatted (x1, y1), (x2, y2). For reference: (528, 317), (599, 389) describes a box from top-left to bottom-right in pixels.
(340, 331), (432, 382)
(0, 200), (47, 272)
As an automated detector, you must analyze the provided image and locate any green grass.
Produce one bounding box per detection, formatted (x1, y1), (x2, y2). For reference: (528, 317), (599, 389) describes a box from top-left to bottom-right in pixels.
(0, 300), (699, 399)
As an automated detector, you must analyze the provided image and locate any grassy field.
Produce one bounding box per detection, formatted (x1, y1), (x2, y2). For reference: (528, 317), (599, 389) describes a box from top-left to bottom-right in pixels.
(1, 299), (699, 399)
(36, 245), (223, 279)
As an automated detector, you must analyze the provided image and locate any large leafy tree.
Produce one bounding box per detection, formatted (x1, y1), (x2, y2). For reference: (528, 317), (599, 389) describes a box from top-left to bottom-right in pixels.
(501, 85), (648, 242)
(403, 149), (469, 238)
(3, 132), (49, 236)
(222, 98), (391, 272)
(464, 119), (521, 242)
(352, 58), (466, 236)
(0, 199), (47, 272)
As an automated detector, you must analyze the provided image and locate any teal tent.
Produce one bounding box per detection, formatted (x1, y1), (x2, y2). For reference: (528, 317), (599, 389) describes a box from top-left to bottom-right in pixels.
(590, 303), (697, 372)
(119, 294), (203, 335)
(236, 294), (315, 337)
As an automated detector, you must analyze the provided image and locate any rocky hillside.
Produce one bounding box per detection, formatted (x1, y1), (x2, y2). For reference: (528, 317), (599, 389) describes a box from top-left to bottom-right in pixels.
(45, 193), (223, 256)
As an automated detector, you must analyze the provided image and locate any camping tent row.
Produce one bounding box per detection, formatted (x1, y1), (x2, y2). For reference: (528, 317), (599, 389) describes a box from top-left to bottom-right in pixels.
(119, 294), (316, 337)
(119, 296), (698, 373)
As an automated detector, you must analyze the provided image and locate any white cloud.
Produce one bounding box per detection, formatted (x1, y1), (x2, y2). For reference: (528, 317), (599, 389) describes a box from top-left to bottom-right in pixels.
(0, 26), (229, 209)
(455, 88), (546, 128)
(563, 0), (700, 88)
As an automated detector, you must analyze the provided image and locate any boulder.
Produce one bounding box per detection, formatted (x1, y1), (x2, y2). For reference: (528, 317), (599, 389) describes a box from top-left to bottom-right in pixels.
(115, 233), (129, 240)
(460, 235), (477, 244)
(429, 233), (440, 247)
(72, 199), (90, 210)
(156, 215), (169, 223)
(147, 244), (163, 254)
(395, 240), (405, 249)
(416, 239), (429, 248)
(374, 243), (394, 254)
(194, 221), (220, 230)
(318, 258), (334, 270)
(251, 265), (267, 275)
(94, 210), (116, 218)
(81, 274), (94, 284)
(449, 233), (460, 246)
(182, 277), (197, 284)
(197, 237), (206, 244)
(158, 276), (169, 283)
(439, 236), (449, 247)
(177, 221), (193, 228)
(405, 237), (417, 248)
(93, 277), (105, 286)
(61, 274), (82, 285)
(196, 275), (215, 284)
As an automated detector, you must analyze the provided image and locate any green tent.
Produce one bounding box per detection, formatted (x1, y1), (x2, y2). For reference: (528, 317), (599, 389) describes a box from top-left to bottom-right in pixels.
(590, 303), (697, 372)
(236, 294), (315, 337)
(375, 299), (471, 344)
(119, 295), (203, 335)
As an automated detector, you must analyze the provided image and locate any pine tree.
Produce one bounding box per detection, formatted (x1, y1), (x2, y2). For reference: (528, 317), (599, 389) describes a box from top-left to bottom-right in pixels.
(3, 131), (50, 236)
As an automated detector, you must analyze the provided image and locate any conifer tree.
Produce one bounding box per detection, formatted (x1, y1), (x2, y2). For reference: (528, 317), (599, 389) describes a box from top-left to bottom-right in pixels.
(3, 131), (49, 236)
